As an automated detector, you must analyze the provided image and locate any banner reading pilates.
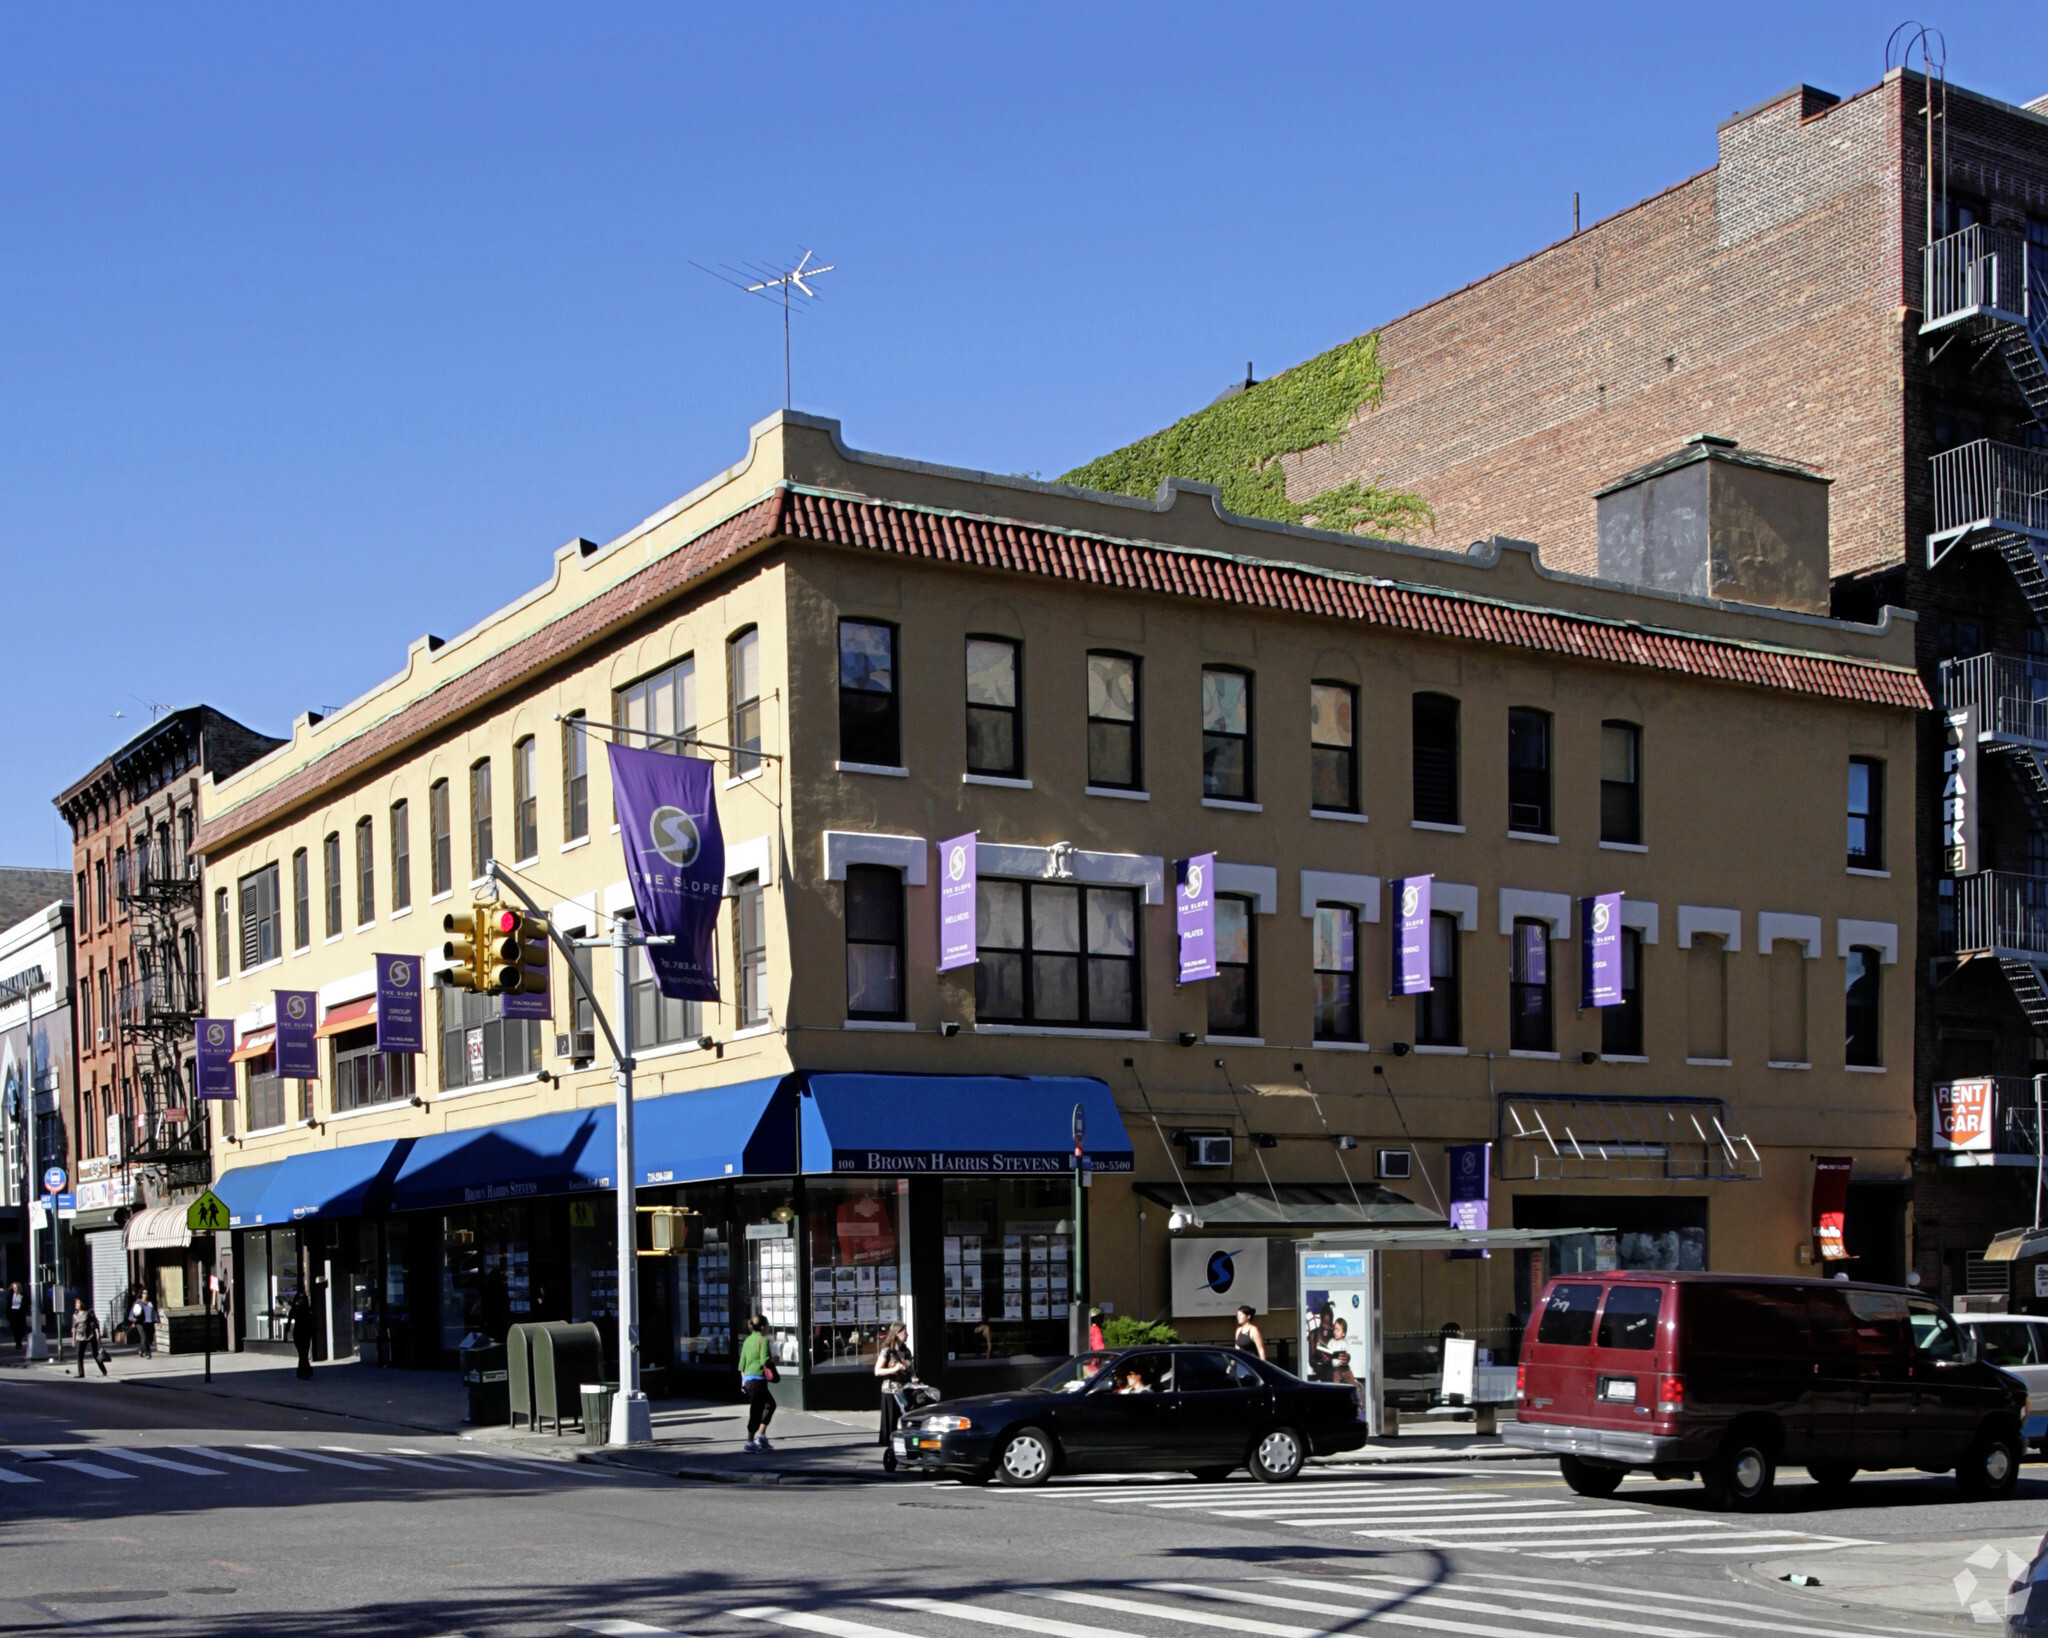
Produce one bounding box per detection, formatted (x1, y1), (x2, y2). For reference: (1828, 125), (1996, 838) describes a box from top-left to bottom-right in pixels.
(937, 832), (977, 972)
(375, 955), (423, 1054)
(608, 742), (725, 1001)
(1580, 892), (1623, 1009)
(1174, 853), (1216, 983)
(194, 1018), (235, 1100)
(274, 991), (319, 1079)
(1389, 875), (1432, 996)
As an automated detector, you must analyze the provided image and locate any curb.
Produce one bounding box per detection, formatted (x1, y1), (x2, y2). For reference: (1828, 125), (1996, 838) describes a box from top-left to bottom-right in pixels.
(109, 1373), (464, 1438)
(578, 1448), (894, 1485)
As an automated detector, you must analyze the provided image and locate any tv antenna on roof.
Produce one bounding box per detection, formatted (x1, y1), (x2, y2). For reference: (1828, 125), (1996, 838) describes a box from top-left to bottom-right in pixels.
(691, 249), (835, 411)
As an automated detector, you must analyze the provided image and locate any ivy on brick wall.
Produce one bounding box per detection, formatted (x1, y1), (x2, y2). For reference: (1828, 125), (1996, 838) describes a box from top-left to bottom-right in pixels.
(1059, 333), (1434, 541)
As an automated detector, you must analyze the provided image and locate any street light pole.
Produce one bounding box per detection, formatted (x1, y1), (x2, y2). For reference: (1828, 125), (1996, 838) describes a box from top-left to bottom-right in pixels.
(609, 910), (650, 1444)
(19, 977), (47, 1362)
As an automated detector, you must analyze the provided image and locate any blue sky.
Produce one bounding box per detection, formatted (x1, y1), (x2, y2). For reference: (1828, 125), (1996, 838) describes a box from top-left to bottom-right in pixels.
(2, 4), (2043, 864)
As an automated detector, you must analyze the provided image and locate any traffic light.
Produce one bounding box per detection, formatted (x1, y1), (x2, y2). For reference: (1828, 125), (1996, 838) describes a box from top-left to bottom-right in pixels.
(442, 902), (491, 993)
(507, 910), (550, 997)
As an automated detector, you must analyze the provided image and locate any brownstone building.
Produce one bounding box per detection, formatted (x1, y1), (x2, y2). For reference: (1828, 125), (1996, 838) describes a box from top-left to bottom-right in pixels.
(1084, 69), (2048, 1302)
(54, 707), (281, 1320)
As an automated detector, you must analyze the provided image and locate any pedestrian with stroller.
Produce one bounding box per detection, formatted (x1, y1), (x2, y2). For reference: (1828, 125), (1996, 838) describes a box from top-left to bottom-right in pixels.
(739, 1314), (777, 1453)
(875, 1322), (914, 1471)
(70, 1298), (106, 1377)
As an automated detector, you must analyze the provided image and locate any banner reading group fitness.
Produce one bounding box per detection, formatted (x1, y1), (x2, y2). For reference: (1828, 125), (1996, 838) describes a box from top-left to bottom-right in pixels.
(608, 742), (725, 1000)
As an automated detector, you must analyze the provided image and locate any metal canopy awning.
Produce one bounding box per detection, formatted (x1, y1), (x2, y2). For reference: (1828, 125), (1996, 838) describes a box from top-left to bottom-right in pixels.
(1134, 1183), (1441, 1229)
(1498, 1093), (1761, 1181)
(1303, 1226), (1614, 1254)
(1986, 1226), (2048, 1262)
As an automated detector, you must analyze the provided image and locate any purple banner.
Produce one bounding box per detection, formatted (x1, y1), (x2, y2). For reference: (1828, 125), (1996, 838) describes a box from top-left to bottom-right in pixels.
(194, 1018), (235, 1100)
(1389, 874), (1432, 997)
(608, 743), (724, 1001)
(1175, 854), (1216, 983)
(1580, 892), (1623, 1009)
(1448, 1140), (1491, 1257)
(938, 832), (977, 972)
(275, 991), (319, 1080)
(375, 954), (424, 1054)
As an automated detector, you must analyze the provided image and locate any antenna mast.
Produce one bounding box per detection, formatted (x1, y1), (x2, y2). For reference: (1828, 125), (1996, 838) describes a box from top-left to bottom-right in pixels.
(692, 250), (836, 411)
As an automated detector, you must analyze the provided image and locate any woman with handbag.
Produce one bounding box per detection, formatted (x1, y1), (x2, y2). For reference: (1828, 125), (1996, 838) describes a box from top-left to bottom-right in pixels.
(739, 1313), (778, 1453)
(874, 1322), (913, 1471)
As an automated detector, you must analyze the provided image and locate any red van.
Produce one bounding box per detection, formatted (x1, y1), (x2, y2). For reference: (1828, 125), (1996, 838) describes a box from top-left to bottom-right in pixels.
(1505, 1272), (2026, 1509)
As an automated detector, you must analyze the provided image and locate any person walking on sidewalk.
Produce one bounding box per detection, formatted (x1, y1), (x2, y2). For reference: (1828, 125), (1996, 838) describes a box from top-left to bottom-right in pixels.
(70, 1299), (107, 1377)
(138, 1292), (157, 1359)
(739, 1313), (777, 1453)
(287, 1290), (315, 1380)
(7, 1283), (26, 1353)
(874, 1322), (914, 1471)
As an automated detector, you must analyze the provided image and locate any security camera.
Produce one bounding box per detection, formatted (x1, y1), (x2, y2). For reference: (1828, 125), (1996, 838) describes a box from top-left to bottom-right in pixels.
(937, 1021), (961, 1038)
(1168, 1208), (1204, 1234)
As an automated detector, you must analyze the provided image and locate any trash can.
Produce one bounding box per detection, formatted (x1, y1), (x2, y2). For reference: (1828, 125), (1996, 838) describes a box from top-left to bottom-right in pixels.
(460, 1340), (510, 1426)
(580, 1382), (616, 1447)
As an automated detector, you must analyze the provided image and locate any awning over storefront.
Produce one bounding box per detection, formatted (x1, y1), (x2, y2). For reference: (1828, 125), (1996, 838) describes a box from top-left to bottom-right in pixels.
(215, 1159), (289, 1228)
(316, 997), (376, 1038)
(125, 1204), (193, 1251)
(797, 1074), (1134, 1176)
(229, 1028), (276, 1064)
(1134, 1182), (1443, 1229)
(634, 1077), (796, 1183)
(241, 1139), (412, 1226)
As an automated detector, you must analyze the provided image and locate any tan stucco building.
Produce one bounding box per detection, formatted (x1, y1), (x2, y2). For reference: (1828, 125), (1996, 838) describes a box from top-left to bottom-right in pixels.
(193, 412), (1925, 1408)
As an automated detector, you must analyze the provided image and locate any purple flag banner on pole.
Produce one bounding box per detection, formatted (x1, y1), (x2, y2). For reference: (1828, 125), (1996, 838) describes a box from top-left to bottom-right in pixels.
(1389, 874), (1433, 996)
(1175, 854), (1217, 983)
(607, 743), (725, 1001)
(194, 1019), (235, 1100)
(1448, 1140), (1491, 1258)
(937, 832), (977, 972)
(1580, 892), (1624, 1009)
(274, 991), (319, 1080)
(375, 954), (424, 1054)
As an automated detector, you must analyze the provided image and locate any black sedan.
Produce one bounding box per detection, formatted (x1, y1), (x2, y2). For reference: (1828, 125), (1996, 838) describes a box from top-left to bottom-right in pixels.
(891, 1345), (1370, 1486)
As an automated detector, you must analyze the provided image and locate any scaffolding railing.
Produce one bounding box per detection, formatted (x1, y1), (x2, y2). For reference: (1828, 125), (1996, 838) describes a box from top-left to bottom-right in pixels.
(1496, 1093), (1761, 1182)
(1923, 224), (2032, 332)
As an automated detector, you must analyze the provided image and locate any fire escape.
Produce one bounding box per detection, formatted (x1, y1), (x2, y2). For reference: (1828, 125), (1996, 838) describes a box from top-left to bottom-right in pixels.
(118, 826), (212, 1193)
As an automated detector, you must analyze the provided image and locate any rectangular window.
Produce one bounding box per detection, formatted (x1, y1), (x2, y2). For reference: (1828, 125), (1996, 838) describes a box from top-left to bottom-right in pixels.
(1312, 903), (1358, 1042)
(1848, 757), (1883, 869)
(563, 713), (589, 840)
(1507, 707), (1553, 835)
(1845, 947), (1882, 1067)
(390, 801), (411, 913)
(965, 637), (1022, 777)
(735, 872), (768, 1027)
(75, 871), (86, 927)
(1768, 944), (1808, 1064)
(845, 865), (904, 1019)
(438, 984), (543, 1089)
(429, 779), (452, 896)
(238, 864), (281, 971)
(1310, 682), (1358, 812)
(1208, 894), (1256, 1037)
(628, 937), (700, 1048)
(322, 832), (342, 939)
(721, 629), (761, 776)
(1417, 912), (1461, 1046)
(1201, 667), (1253, 800)
(331, 1024), (416, 1113)
(1601, 927), (1645, 1056)
(1600, 721), (1641, 845)
(355, 816), (375, 926)
(95, 859), (107, 925)
(470, 760), (493, 880)
(1509, 918), (1552, 1052)
(214, 887), (230, 978)
(1086, 652), (1141, 789)
(566, 937), (595, 1039)
(1412, 693), (1459, 824)
(615, 658), (698, 754)
(115, 846), (128, 909)
(245, 1054), (285, 1132)
(513, 735), (538, 861)
(291, 849), (310, 951)
(838, 620), (898, 767)
(976, 880), (1139, 1028)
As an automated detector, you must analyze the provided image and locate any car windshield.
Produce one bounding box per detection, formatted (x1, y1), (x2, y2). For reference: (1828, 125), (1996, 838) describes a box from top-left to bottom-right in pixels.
(1031, 1352), (1118, 1393)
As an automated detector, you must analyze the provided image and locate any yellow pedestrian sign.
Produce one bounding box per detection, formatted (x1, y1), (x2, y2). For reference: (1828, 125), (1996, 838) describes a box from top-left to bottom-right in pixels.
(186, 1190), (230, 1234)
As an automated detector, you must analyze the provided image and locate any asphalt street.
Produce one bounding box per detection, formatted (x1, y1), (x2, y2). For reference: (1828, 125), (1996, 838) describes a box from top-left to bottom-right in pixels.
(3, 1369), (2043, 1637)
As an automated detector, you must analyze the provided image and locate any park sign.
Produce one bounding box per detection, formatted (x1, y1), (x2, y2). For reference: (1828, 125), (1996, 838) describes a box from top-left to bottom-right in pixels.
(186, 1190), (230, 1235)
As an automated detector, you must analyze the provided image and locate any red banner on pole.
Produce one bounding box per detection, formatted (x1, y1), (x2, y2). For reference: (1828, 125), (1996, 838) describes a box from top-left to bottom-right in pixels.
(1813, 1157), (1852, 1262)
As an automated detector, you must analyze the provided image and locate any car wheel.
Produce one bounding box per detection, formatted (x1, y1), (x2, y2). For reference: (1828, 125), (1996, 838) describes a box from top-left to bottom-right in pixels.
(1956, 1423), (2021, 1501)
(1703, 1431), (1776, 1511)
(1190, 1466), (1236, 1483)
(1250, 1426), (1306, 1483)
(994, 1427), (1056, 1488)
(1559, 1455), (1624, 1498)
(1805, 1462), (1856, 1494)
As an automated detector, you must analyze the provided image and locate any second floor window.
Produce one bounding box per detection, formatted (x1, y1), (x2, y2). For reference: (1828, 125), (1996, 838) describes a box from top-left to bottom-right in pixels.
(977, 880), (1138, 1028)
(1601, 721), (1641, 845)
(332, 1024), (415, 1113)
(1208, 894), (1256, 1037)
(513, 735), (539, 862)
(729, 628), (762, 775)
(391, 800), (411, 912)
(1311, 682), (1358, 813)
(470, 759), (492, 880)
(965, 637), (1022, 777)
(1087, 652), (1141, 789)
(628, 936), (700, 1047)
(1845, 947), (1883, 1067)
(1312, 903), (1358, 1042)
(355, 816), (375, 926)
(1601, 928), (1645, 1057)
(323, 832), (342, 939)
(429, 779), (451, 896)
(1508, 707), (1552, 835)
(839, 620), (898, 767)
(1417, 912), (1461, 1046)
(1413, 693), (1459, 824)
(845, 865), (904, 1020)
(246, 1053), (285, 1132)
(1509, 918), (1552, 1052)
(291, 848), (310, 950)
(1201, 667), (1253, 801)
(1848, 757), (1883, 869)
(735, 872), (768, 1027)
(214, 887), (230, 978)
(239, 863), (281, 971)
(440, 983), (543, 1089)
(563, 713), (589, 840)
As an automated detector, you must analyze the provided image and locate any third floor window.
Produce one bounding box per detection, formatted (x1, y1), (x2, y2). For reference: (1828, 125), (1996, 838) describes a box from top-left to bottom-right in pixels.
(838, 620), (898, 767)
(1508, 707), (1553, 836)
(429, 779), (452, 897)
(470, 759), (493, 880)
(1201, 667), (1253, 801)
(322, 832), (342, 939)
(354, 816), (375, 926)
(1086, 652), (1141, 790)
(965, 637), (1022, 778)
(1848, 757), (1884, 870)
(730, 628), (763, 775)
(1310, 682), (1358, 813)
(1600, 721), (1642, 845)
(513, 735), (539, 862)
(1413, 693), (1459, 825)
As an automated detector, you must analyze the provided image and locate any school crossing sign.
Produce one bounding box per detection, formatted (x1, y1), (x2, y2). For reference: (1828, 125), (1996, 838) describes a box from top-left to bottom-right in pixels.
(186, 1190), (230, 1234)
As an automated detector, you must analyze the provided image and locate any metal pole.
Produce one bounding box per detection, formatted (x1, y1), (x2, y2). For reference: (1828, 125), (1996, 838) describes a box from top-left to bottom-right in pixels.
(2034, 1073), (2044, 1231)
(608, 912), (650, 1444)
(21, 980), (46, 1362)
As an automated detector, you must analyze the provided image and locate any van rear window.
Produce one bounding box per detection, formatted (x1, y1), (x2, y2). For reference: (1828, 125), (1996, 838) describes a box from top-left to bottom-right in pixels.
(1596, 1286), (1662, 1349)
(1536, 1283), (1603, 1346)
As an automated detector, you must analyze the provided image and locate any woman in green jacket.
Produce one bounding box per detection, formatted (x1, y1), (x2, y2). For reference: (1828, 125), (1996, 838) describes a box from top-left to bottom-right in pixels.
(739, 1314), (776, 1452)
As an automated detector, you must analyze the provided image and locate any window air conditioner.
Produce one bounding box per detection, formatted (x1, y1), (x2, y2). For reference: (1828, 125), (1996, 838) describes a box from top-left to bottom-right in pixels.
(555, 1031), (596, 1065)
(1185, 1134), (1233, 1168)
(1378, 1148), (1413, 1180)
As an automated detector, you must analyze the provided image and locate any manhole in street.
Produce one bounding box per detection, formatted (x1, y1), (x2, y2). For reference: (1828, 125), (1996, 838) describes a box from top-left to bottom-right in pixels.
(184, 1587), (238, 1596)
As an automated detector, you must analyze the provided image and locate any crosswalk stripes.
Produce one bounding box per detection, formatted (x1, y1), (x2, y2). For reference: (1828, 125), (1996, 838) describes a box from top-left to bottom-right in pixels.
(97, 1446), (223, 1476)
(0, 1440), (625, 1490)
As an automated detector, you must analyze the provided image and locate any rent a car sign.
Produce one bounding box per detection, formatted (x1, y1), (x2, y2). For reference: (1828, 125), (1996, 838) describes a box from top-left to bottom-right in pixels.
(1934, 1078), (1994, 1151)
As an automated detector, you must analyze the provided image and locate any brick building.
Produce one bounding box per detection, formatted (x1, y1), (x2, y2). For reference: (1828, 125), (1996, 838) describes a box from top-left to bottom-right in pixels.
(53, 707), (282, 1320)
(1085, 68), (2048, 1302)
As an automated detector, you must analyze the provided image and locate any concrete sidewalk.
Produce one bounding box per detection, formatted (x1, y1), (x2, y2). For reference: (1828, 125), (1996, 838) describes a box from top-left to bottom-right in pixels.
(1746, 1535), (2042, 1626)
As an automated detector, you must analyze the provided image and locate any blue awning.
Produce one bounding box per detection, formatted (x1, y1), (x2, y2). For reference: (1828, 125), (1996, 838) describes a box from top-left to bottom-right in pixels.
(798, 1074), (1134, 1176)
(217, 1143), (412, 1228)
(635, 1076), (796, 1184)
(215, 1159), (289, 1229)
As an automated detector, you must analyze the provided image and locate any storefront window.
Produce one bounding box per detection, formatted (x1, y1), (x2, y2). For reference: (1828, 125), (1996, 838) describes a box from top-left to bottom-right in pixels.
(806, 1179), (907, 1373)
(238, 1226), (298, 1343)
(941, 1178), (1072, 1374)
(438, 1204), (543, 1348)
(736, 1184), (802, 1372)
(676, 1183), (735, 1363)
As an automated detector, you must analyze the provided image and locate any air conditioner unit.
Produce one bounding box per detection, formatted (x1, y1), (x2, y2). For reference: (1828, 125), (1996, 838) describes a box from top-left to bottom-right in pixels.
(555, 1031), (596, 1065)
(1378, 1148), (1413, 1180)
(1185, 1134), (1233, 1168)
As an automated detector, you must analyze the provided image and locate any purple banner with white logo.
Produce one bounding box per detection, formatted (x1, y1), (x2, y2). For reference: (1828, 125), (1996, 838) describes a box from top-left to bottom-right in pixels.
(1580, 892), (1623, 1009)
(608, 743), (725, 1001)
(938, 832), (977, 972)
(1448, 1140), (1491, 1257)
(375, 954), (424, 1054)
(194, 1018), (235, 1100)
(1389, 874), (1432, 997)
(274, 991), (319, 1080)
(1175, 854), (1216, 983)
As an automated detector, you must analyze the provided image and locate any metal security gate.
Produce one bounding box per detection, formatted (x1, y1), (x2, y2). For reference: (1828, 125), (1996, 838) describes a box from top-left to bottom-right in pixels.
(88, 1229), (128, 1328)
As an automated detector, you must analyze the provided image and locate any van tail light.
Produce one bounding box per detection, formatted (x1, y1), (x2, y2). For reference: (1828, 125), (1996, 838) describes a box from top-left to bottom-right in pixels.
(1516, 1365), (1526, 1400)
(1658, 1375), (1684, 1407)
